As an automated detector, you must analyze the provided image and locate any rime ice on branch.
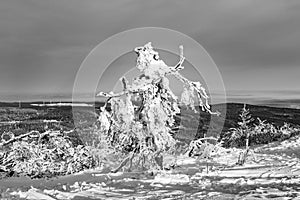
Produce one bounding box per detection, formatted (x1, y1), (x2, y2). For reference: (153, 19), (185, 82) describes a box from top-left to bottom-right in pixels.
(96, 42), (219, 172)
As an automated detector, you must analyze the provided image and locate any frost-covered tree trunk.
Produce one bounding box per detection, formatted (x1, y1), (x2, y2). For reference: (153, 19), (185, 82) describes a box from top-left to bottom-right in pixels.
(97, 42), (219, 172)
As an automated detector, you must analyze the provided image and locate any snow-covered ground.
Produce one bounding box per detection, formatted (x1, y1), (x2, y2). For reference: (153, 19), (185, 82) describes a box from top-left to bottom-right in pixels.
(4, 135), (300, 200)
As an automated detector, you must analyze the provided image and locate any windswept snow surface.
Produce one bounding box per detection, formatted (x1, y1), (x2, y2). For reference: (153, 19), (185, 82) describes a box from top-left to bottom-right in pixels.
(4, 136), (300, 200)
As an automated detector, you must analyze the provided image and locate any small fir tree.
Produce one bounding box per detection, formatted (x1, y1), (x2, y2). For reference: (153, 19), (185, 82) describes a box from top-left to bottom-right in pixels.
(233, 104), (253, 165)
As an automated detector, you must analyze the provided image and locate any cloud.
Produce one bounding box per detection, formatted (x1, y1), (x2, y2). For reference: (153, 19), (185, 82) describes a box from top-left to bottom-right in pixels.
(0, 0), (299, 95)
(189, 0), (300, 68)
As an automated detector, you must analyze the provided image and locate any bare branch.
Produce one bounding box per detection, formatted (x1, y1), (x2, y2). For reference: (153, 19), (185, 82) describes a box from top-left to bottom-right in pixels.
(120, 76), (129, 91)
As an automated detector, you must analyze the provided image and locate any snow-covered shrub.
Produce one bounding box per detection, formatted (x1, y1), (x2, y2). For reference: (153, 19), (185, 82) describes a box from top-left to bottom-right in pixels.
(222, 105), (300, 148)
(187, 137), (223, 158)
(96, 42), (219, 172)
(251, 118), (279, 144)
(0, 130), (95, 178)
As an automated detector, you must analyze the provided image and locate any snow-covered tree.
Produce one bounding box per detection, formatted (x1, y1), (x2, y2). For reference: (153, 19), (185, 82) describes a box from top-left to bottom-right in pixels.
(231, 104), (253, 165)
(97, 42), (219, 172)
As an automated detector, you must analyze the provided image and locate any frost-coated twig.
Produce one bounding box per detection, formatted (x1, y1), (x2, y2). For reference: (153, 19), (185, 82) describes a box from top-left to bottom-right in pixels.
(173, 45), (185, 71)
(111, 151), (136, 173)
(0, 130), (62, 147)
(0, 131), (39, 147)
(194, 137), (218, 142)
(97, 87), (145, 98)
(97, 91), (126, 98)
(172, 72), (220, 116)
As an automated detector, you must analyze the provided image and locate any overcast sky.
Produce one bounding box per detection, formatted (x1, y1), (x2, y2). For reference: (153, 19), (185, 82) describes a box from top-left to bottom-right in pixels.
(0, 0), (300, 100)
